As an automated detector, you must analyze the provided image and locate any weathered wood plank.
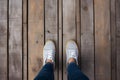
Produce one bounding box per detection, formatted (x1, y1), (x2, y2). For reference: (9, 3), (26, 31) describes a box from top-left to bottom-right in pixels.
(9, 0), (22, 80)
(116, 0), (120, 37)
(117, 38), (120, 80)
(59, 0), (63, 80)
(111, 0), (116, 80)
(76, 0), (81, 66)
(23, 0), (28, 79)
(28, 0), (44, 80)
(0, 0), (7, 19)
(94, 0), (111, 80)
(45, 0), (58, 41)
(81, 0), (94, 80)
(23, 0), (27, 25)
(63, 0), (76, 80)
(45, 0), (58, 80)
(23, 23), (27, 80)
(116, 0), (120, 79)
(0, 0), (7, 79)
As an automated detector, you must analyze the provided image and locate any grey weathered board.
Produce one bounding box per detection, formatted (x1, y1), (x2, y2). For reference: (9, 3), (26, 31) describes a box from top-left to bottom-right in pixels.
(9, 0), (22, 80)
(94, 0), (111, 80)
(45, 0), (59, 80)
(117, 38), (120, 80)
(28, 0), (44, 80)
(59, 0), (63, 80)
(111, 0), (116, 80)
(0, 0), (7, 80)
(63, 0), (76, 80)
(76, 0), (81, 67)
(81, 0), (94, 80)
(23, 0), (28, 79)
(116, 0), (120, 80)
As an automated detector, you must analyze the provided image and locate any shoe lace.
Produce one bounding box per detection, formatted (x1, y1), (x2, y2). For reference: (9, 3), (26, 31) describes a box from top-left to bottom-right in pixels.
(69, 50), (77, 58)
(47, 50), (54, 60)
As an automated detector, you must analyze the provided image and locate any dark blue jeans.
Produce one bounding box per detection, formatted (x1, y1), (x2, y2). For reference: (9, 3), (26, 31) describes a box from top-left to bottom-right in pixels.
(34, 62), (89, 80)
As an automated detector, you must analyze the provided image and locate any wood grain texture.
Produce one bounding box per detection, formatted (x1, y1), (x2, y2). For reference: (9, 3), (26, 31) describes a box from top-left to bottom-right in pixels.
(116, 0), (120, 37)
(28, 0), (44, 80)
(9, 0), (22, 80)
(117, 38), (120, 80)
(111, 0), (116, 80)
(23, 23), (27, 80)
(23, 0), (28, 79)
(116, 0), (120, 79)
(76, 0), (81, 67)
(0, 0), (7, 79)
(59, 0), (63, 80)
(81, 0), (94, 80)
(45, 0), (58, 80)
(45, 0), (58, 41)
(0, 0), (118, 80)
(63, 0), (76, 80)
(94, 0), (111, 80)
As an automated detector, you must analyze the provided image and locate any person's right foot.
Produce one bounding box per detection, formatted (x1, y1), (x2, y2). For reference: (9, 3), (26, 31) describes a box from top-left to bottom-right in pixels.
(43, 40), (55, 65)
(66, 40), (78, 64)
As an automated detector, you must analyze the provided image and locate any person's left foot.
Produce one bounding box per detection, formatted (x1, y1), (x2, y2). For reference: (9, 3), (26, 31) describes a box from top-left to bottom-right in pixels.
(43, 40), (55, 65)
(66, 40), (79, 64)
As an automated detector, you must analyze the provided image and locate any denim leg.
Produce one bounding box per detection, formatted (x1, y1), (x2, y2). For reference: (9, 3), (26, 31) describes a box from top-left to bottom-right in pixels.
(67, 62), (89, 80)
(34, 63), (54, 80)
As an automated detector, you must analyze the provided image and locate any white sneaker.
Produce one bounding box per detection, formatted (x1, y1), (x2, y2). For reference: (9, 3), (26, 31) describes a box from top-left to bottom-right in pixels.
(66, 40), (78, 64)
(43, 40), (55, 65)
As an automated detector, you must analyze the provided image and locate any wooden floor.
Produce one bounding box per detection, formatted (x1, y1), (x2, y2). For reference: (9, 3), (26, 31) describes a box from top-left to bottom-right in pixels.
(0, 0), (120, 80)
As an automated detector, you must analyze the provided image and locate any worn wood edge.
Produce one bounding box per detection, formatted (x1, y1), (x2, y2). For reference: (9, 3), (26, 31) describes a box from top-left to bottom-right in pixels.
(116, 38), (120, 80)
(111, 0), (117, 80)
(59, 0), (63, 80)
(23, 0), (28, 79)
(76, 0), (81, 67)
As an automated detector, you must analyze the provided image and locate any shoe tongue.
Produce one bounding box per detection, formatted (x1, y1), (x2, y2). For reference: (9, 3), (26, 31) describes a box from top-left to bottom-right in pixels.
(69, 50), (76, 53)
(69, 50), (77, 58)
(47, 50), (54, 59)
(47, 50), (54, 54)
(47, 56), (53, 60)
(47, 53), (54, 63)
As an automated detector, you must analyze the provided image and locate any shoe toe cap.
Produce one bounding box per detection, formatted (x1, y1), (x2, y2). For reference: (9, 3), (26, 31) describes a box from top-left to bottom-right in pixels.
(44, 40), (55, 49)
(66, 40), (78, 49)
